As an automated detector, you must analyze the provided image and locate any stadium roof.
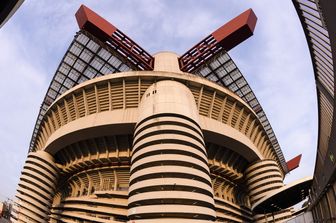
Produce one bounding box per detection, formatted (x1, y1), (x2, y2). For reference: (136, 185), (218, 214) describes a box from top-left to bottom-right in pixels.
(0, 0), (24, 28)
(252, 176), (313, 214)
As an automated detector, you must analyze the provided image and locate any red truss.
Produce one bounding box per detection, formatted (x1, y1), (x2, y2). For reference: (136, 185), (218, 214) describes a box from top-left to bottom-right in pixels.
(287, 154), (302, 172)
(179, 9), (257, 73)
(75, 5), (154, 70)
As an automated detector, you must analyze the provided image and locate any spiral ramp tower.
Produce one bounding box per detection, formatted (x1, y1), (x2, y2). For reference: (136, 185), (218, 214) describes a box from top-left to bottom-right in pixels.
(12, 5), (302, 223)
(12, 151), (58, 222)
(245, 160), (292, 222)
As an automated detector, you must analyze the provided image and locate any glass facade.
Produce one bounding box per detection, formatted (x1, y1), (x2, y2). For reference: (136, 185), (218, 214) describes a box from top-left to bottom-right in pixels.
(29, 30), (137, 152)
(193, 51), (287, 172)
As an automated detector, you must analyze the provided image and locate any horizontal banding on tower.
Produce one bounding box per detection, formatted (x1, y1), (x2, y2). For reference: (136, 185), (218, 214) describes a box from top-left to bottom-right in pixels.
(128, 80), (216, 222)
(15, 151), (58, 223)
(245, 160), (284, 205)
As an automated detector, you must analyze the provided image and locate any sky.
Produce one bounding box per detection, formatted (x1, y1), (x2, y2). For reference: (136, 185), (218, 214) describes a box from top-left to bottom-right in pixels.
(0, 0), (317, 203)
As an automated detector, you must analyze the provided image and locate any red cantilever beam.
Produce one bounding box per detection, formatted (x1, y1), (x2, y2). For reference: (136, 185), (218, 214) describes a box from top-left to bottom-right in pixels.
(286, 154), (302, 172)
(212, 8), (257, 51)
(75, 5), (154, 70)
(179, 9), (257, 73)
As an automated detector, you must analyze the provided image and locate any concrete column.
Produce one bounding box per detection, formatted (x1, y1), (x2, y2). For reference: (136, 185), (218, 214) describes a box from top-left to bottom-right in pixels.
(128, 80), (216, 223)
(12, 151), (58, 223)
(245, 160), (288, 223)
(245, 159), (284, 205)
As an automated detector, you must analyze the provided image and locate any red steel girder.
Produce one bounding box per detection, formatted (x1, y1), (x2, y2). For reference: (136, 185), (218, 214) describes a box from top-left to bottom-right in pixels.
(179, 9), (257, 73)
(287, 154), (302, 172)
(75, 5), (154, 70)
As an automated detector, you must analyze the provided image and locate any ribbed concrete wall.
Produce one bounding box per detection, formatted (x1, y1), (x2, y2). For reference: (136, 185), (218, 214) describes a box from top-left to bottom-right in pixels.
(12, 151), (58, 223)
(245, 160), (283, 205)
(13, 52), (290, 223)
(245, 160), (293, 222)
(128, 80), (216, 222)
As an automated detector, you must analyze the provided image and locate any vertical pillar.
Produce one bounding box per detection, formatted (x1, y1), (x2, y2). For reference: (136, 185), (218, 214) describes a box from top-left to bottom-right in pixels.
(12, 151), (58, 223)
(128, 80), (216, 222)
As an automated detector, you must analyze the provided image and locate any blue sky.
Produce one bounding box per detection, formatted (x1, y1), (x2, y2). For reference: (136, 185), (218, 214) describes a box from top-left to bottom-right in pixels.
(0, 0), (317, 202)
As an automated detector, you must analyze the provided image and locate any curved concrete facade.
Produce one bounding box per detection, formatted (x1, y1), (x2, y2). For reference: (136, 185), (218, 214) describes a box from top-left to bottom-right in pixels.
(245, 160), (292, 222)
(245, 160), (284, 205)
(12, 151), (58, 223)
(14, 52), (290, 223)
(129, 80), (215, 222)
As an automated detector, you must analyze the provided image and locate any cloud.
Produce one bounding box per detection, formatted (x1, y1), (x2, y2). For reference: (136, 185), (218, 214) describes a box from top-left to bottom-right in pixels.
(0, 19), (47, 199)
(230, 1), (318, 179)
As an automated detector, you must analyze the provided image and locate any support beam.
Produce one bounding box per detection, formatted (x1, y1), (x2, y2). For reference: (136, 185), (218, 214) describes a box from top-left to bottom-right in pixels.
(179, 9), (257, 72)
(75, 5), (154, 70)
